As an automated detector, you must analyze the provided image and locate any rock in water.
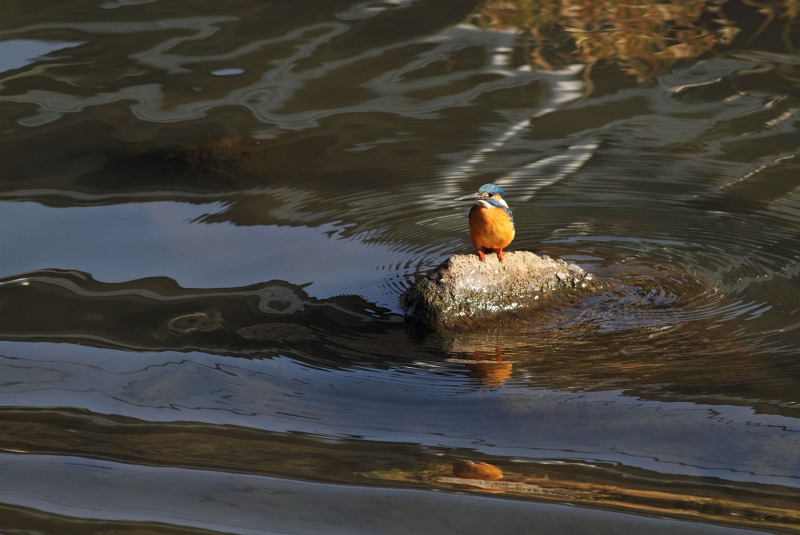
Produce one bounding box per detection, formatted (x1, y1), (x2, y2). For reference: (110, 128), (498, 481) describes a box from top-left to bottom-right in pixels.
(400, 251), (598, 329)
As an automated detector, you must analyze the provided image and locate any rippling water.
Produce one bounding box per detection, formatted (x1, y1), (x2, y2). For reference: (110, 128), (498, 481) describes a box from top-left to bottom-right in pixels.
(1, 1), (799, 533)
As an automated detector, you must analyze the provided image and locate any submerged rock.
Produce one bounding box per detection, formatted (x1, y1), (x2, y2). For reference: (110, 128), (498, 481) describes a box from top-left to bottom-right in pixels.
(400, 251), (598, 329)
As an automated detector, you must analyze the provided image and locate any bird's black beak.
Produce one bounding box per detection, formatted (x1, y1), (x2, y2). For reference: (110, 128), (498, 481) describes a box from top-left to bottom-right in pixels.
(455, 192), (483, 202)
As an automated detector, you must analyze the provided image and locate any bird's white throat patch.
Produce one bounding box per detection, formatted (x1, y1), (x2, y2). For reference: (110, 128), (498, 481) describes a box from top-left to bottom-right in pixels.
(476, 197), (508, 209)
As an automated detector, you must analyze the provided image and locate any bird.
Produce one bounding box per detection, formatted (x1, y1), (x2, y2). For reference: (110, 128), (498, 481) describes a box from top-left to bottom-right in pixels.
(455, 183), (515, 261)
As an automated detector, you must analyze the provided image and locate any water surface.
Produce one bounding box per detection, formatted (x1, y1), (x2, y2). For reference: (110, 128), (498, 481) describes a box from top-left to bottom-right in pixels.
(1, 1), (799, 533)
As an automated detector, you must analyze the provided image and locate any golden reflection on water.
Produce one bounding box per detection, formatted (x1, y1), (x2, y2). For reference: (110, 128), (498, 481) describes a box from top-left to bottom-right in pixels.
(380, 462), (800, 533)
(475, 0), (797, 82)
(3, 403), (799, 532)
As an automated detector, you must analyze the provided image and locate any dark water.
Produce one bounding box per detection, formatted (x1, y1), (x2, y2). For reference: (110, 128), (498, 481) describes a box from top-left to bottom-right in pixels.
(1, 1), (799, 533)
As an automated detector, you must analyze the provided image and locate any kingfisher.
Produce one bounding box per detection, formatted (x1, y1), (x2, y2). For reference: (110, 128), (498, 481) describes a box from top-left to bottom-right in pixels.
(455, 183), (515, 261)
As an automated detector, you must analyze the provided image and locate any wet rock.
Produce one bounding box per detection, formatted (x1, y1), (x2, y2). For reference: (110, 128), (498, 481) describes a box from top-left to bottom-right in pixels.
(400, 251), (598, 329)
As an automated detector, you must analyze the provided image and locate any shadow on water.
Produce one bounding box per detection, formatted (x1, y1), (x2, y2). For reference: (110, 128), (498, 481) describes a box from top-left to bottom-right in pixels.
(0, 259), (795, 410)
(0, 269), (405, 363)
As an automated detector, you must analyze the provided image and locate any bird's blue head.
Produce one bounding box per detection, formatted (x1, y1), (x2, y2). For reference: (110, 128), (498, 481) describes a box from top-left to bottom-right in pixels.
(455, 183), (507, 203)
(455, 182), (514, 228)
(476, 183), (505, 198)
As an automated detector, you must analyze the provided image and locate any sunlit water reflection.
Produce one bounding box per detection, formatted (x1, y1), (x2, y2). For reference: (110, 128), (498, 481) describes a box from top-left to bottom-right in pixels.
(1, 0), (799, 533)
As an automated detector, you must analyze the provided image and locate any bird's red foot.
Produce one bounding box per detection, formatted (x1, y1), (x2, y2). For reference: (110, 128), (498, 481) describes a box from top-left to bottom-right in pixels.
(477, 250), (486, 261)
(496, 249), (504, 261)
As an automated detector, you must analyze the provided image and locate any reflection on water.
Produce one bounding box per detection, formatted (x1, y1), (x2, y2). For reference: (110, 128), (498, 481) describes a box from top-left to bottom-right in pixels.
(1, 0), (799, 533)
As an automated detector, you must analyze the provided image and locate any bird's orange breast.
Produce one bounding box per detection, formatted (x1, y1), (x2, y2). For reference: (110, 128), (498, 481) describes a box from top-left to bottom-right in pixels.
(468, 205), (515, 251)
